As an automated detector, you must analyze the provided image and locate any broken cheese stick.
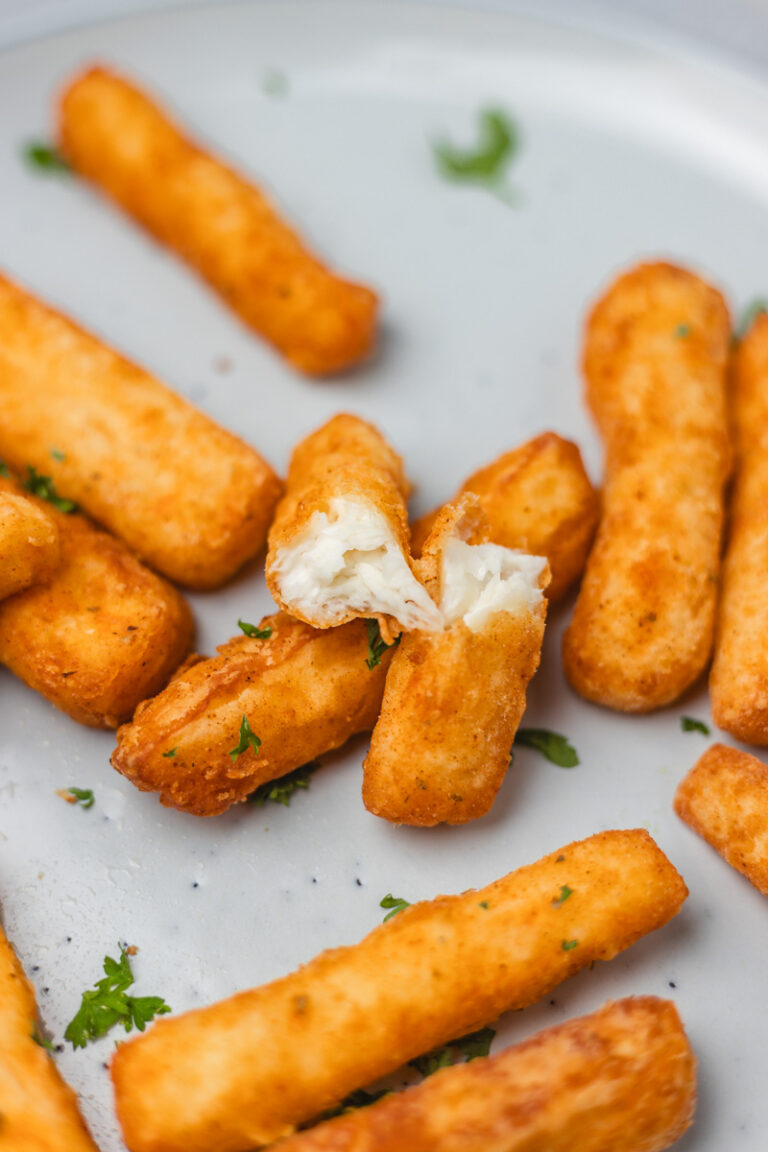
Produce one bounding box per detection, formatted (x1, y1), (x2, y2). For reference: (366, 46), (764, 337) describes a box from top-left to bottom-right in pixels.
(675, 743), (768, 897)
(0, 485), (60, 600)
(412, 432), (598, 602)
(0, 474), (192, 728)
(363, 496), (548, 825)
(563, 262), (731, 711)
(710, 314), (768, 742)
(111, 829), (687, 1152)
(0, 272), (282, 589)
(111, 613), (392, 815)
(0, 924), (100, 1151)
(274, 997), (695, 1152)
(267, 414), (441, 636)
(58, 66), (378, 376)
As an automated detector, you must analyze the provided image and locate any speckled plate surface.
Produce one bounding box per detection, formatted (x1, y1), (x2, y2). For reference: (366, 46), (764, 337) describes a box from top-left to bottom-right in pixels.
(1, 2), (768, 1147)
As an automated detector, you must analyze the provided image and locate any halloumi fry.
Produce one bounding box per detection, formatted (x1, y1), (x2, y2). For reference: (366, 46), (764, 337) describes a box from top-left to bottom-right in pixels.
(0, 923), (100, 1151)
(411, 432), (598, 602)
(0, 475), (192, 728)
(267, 414), (441, 636)
(111, 612), (391, 815)
(274, 997), (695, 1152)
(363, 496), (549, 825)
(563, 262), (731, 711)
(111, 829), (687, 1152)
(0, 485), (60, 600)
(0, 272), (282, 589)
(675, 743), (768, 896)
(711, 313), (768, 742)
(58, 66), (378, 376)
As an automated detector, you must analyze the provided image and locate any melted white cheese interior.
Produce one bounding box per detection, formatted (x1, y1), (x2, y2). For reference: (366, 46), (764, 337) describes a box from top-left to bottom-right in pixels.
(440, 539), (546, 632)
(273, 497), (443, 631)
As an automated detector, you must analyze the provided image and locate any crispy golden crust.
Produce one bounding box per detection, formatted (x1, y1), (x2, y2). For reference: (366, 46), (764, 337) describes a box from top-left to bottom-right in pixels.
(274, 997), (695, 1152)
(710, 315), (768, 742)
(412, 433), (598, 602)
(266, 414), (416, 632)
(58, 66), (378, 376)
(0, 272), (282, 589)
(675, 743), (768, 896)
(562, 262), (731, 711)
(0, 475), (192, 728)
(0, 488), (60, 600)
(363, 497), (548, 825)
(0, 926), (100, 1151)
(111, 829), (687, 1152)
(111, 613), (390, 815)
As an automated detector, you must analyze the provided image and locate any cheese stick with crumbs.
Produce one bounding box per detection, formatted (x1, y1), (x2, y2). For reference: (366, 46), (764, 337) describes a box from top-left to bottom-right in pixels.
(111, 829), (687, 1152)
(267, 414), (442, 637)
(711, 313), (768, 742)
(363, 495), (549, 825)
(0, 484), (60, 600)
(0, 272), (282, 589)
(0, 474), (192, 728)
(563, 262), (731, 711)
(273, 997), (695, 1152)
(0, 923), (100, 1151)
(411, 432), (598, 602)
(111, 613), (392, 815)
(675, 743), (768, 897)
(58, 66), (378, 376)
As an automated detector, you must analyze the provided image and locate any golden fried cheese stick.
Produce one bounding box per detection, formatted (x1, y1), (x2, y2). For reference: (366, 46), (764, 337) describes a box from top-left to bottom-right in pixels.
(273, 997), (695, 1152)
(111, 829), (687, 1152)
(111, 612), (391, 815)
(0, 485), (59, 600)
(58, 66), (378, 376)
(675, 743), (768, 897)
(0, 923), (100, 1151)
(0, 475), (192, 728)
(411, 432), (598, 602)
(363, 496), (549, 825)
(710, 314), (768, 742)
(0, 272), (281, 589)
(562, 262), (731, 711)
(267, 414), (441, 636)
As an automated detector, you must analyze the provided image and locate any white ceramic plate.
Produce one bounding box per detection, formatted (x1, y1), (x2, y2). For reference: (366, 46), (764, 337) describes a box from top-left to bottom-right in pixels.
(1, 2), (768, 1148)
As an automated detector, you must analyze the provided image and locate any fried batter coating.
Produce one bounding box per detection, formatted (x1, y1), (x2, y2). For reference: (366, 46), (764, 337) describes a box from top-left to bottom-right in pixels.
(0, 475), (192, 728)
(58, 66), (378, 376)
(363, 496), (549, 825)
(0, 272), (282, 589)
(273, 997), (695, 1152)
(111, 612), (390, 815)
(710, 314), (768, 742)
(563, 262), (731, 711)
(111, 829), (687, 1152)
(267, 414), (440, 636)
(411, 432), (598, 602)
(675, 743), (768, 896)
(0, 486), (60, 600)
(0, 924), (100, 1151)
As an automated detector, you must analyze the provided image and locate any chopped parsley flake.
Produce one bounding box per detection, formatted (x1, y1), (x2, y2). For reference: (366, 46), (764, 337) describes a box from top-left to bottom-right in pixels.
(553, 885), (573, 906)
(674, 324), (690, 338)
(364, 619), (399, 670)
(229, 714), (261, 761)
(380, 894), (411, 922)
(433, 107), (519, 199)
(23, 466), (77, 513)
(514, 728), (579, 767)
(562, 939), (579, 952)
(478, 900), (490, 909)
(238, 619), (273, 639)
(248, 762), (318, 807)
(681, 716), (710, 736)
(0, 461), (9, 477)
(22, 140), (70, 174)
(64, 945), (170, 1049)
(50, 448), (66, 462)
(31, 1027), (56, 1052)
(65, 787), (94, 810)
(162, 748), (178, 759)
(410, 1026), (496, 1077)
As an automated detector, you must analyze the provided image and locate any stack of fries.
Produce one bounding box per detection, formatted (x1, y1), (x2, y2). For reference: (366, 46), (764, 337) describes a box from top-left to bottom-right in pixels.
(3, 58), (768, 1152)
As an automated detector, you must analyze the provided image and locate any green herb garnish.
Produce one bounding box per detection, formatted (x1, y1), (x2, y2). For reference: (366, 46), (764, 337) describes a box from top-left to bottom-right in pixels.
(380, 894), (411, 922)
(229, 714), (261, 761)
(248, 762), (318, 807)
(0, 461), (9, 477)
(23, 466), (77, 513)
(67, 787), (94, 810)
(364, 619), (399, 670)
(50, 448), (66, 462)
(410, 1026), (496, 1077)
(32, 1027), (56, 1052)
(478, 900), (490, 909)
(514, 729), (579, 767)
(433, 107), (518, 198)
(161, 748), (178, 759)
(64, 945), (170, 1049)
(238, 619), (273, 640)
(22, 140), (70, 174)
(562, 939), (579, 951)
(674, 324), (690, 338)
(553, 884), (573, 906)
(737, 298), (768, 340)
(681, 716), (710, 735)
